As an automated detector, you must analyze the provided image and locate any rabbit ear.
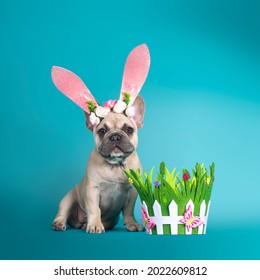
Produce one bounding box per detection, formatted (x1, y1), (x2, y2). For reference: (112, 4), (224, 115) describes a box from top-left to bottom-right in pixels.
(120, 44), (150, 106)
(51, 66), (98, 112)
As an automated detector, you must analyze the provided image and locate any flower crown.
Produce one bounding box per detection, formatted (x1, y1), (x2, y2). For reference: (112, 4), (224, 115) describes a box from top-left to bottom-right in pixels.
(87, 92), (135, 127)
(51, 44), (150, 128)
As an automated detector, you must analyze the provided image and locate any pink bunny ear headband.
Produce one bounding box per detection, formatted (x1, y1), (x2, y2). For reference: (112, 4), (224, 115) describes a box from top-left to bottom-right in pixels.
(51, 44), (150, 127)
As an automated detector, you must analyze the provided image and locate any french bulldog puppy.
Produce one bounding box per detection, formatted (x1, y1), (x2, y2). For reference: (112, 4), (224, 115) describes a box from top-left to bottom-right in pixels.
(51, 44), (150, 233)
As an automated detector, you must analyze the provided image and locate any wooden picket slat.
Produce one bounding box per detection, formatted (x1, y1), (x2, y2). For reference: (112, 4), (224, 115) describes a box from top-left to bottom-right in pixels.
(168, 200), (178, 234)
(199, 200), (206, 234)
(204, 201), (211, 234)
(153, 200), (163, 234)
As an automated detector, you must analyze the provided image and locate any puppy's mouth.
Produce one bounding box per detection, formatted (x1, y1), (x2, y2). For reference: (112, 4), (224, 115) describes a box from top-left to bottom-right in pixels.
(102, 144), (134, 160)
(105, 146), (128, 165)
(110, 146), (125, 157)
(98, 136), (135, 164)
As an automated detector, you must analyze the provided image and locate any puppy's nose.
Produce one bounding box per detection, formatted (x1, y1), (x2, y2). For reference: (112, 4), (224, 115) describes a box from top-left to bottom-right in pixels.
(109, 133), (122, 142)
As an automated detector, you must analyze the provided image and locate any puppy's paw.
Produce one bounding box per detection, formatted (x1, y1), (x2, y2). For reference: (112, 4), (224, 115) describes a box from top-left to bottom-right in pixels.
(86, 223), (105, 234)
(125, 222), (144, 232)
(52, 218), (66, 231)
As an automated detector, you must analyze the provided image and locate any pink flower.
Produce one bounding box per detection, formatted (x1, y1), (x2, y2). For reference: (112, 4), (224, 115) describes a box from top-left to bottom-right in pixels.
(125, 106), (135, 118)
(89, 112), (100, 126)
(95, 106), (110, 118)
(103, 100), (117, 109)
(113, 100), (127, 113)
(183, 173), (190, 181)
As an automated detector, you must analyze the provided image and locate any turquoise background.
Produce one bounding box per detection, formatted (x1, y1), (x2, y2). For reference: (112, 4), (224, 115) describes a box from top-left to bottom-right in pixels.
(1, 0), (260, 259)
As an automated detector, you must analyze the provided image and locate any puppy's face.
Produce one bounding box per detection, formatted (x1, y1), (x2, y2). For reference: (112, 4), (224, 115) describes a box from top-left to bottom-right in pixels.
(86, 96), (145, 164)
(94, 113), (137, 164)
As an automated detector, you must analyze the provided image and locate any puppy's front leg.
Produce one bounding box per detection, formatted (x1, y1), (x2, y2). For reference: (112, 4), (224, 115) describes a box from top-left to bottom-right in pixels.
(85, 186), (105, 234)
(122, 187), (144, 232)
(52, 188), (77, 231)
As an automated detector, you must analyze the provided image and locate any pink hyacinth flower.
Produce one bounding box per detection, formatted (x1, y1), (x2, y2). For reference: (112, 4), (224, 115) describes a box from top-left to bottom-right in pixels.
(103, 100), (117, 109)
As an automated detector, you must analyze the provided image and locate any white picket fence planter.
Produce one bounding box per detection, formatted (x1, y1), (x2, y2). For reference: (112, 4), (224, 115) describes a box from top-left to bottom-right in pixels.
(142, 199), (211, 235)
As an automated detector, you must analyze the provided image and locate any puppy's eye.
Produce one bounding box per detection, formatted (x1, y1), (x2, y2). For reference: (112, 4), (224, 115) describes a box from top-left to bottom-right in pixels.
(98, 128), (106, 135)
(126, 127), (133, 134)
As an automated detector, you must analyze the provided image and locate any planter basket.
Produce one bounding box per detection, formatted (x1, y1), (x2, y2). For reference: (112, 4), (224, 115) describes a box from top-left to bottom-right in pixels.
(125, 162), (215, 235)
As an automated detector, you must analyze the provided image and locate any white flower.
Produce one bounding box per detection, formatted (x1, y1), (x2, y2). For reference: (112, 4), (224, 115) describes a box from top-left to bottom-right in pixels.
(125, 106), (135, 118)
(113, 100), (127, 113)
(89, 112), (100, 126)
(95, 106), (111, 118)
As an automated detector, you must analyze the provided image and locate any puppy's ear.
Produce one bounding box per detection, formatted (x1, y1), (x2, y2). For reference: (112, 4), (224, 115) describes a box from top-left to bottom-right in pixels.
(132, 96), (145, 129)
(84, 112), (94, 131)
